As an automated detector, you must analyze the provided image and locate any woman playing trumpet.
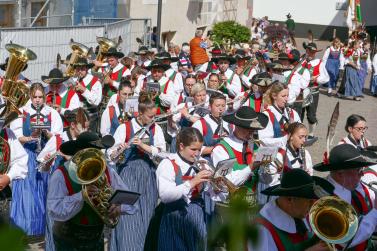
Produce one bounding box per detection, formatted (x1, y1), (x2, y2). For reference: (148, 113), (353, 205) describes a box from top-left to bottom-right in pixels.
(9, 83), (63, 236)
(108, 92), (166, 251)
(258, 122), (313, 205)
(156, 127), (213, 251)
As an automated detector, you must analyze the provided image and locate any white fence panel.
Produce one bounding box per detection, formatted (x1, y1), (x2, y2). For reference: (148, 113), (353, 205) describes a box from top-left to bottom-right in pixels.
(0, 26), (104, 81)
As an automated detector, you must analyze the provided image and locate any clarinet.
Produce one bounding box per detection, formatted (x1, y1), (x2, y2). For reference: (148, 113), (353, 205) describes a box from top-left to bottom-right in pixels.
(300, 146), (308, 173)
(35, 104), (42, 153)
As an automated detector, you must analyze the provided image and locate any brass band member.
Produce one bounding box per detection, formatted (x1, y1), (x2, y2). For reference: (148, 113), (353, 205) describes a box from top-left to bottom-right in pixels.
(156, 52), (184, 95)
(10, 83), (63, 236)
(108, 93), (166, 251)
(314, 144), (377, 250)
(250, 169), (334, 251)
(258, 82), (301, 148)
(234, 49), (258, 89)
(47, 132), (137, 251)
(70, 57), (102, 132)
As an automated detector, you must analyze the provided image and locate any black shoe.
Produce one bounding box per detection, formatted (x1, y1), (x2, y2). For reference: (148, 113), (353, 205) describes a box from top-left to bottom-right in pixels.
(304, 136), (318, 147)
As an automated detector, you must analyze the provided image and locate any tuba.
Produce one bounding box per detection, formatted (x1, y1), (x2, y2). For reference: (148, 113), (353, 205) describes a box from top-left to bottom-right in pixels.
(1, 43), (37, 126)
(68, 148), (118, 228)
(92, 36), (121, 73)
(64, 41), (90, 77)
(309, 196), (358, 248)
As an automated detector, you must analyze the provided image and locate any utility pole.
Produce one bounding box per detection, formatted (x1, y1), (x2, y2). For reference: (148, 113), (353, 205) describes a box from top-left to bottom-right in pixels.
(156, 0), (162, 49)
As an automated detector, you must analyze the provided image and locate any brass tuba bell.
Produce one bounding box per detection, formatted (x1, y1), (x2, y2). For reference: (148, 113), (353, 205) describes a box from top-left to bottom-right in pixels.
(1, 43), (37, 126)
(64, 40), (90, 77)
(309, 196), (358, 246)
(92, 36), (122, 73)
(68, 148), (118, 228)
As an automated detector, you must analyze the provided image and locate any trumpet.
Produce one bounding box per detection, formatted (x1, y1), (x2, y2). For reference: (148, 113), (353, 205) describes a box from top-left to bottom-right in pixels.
(37, 152), (62, 172)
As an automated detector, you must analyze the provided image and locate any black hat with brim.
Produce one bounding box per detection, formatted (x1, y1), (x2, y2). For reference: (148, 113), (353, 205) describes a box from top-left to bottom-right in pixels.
(0, 57), (28, 71)
(261, 169), (334, 199)
(223, 106), (268, 130)
(288, 49), (301, 62)
(102, 47), (125, 58)
(211, 53), (236, 65)
(60, 131), (115, 156)
(155, 52), (179, 62)
(250, 72), (273, 87)
(303, 42), (322, 52)
(41, 68), (70, 85)
(278, 53), (290, 61)
(146, 59), (171, 71)
(266, 61), (284, 71)
(72, 57), (94, 69)
(313, 144), (377, 172)
(135, 46), (151, 55)
(234, 49), (251, 60)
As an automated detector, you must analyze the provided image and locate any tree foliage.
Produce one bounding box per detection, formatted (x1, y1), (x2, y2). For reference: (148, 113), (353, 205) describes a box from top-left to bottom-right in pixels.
(211, 21), (251, 49)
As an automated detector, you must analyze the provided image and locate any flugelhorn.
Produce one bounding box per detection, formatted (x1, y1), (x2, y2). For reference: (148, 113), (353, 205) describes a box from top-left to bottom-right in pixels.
(65, 40), (91, 77)
(92, 36), (122, 73)
(68, 148), (118, 228)
(1, 43), (36, 126)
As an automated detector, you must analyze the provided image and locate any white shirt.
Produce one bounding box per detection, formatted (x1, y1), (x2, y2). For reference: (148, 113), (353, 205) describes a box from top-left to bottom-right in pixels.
(258, 105), (301, 148)
(47, 162), (137, 222)
(107, 118), (166, 166)
(327, 176), (377, 248)
(100, 103), (122, 136)
(101, 63), (131, 90)
(72, 74), (102, 106)
(192, 114), (232, 141)
(302, 58), (330, 85)
(3, 128), (28, 181)
(10, 103), (63, 139)
(45, 84), (81, 116)
(211, 134), (253, 186)
(134, 76), (175, 107)
(210, 68), (242, 97)
(240, 66), (258, 89)
(372, 54), (377, 76)
(165, 68), (184, 95)
(284, 66), (310, 104)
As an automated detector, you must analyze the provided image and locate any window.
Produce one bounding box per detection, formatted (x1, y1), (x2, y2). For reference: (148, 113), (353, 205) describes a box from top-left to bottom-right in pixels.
(31, 1), (47, 27)
(0, 4), (15, 27)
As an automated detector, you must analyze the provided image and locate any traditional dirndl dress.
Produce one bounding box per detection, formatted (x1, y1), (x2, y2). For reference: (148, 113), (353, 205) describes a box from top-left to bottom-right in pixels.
(344, 65), (362, 97)
(325, 48), (340, 89)
(110, 123), (158, 251)
(370, 73), (377, 95)
(10, 111), (51, 236)
(158, 160), (207, 251)
(358, 56), (368, 91)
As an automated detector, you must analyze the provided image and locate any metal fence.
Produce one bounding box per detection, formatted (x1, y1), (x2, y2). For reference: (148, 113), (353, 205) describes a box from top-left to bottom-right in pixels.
(0, 18), (151, 81)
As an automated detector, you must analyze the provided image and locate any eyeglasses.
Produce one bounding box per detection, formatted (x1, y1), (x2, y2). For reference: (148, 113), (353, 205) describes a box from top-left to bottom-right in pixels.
(353, 126), (368, 132)
(122, 92), (134, 97)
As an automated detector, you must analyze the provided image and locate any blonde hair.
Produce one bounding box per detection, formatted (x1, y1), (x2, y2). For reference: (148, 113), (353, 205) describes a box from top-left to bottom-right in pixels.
(264, 82), (288, 106)
(30, 82), (46, 101)
(190, 83), (206, 97)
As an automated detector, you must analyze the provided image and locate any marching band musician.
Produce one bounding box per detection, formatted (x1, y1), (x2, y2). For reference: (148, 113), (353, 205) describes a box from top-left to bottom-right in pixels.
(283, 49), (310, 110)
(108, 93), (166, 251)
(156, 52), (184, 95)
(0, 126), (28, 221)
(234, 49), (258, 89)
(135, 46), (152, 69)
(43, 68), (81, 121)
(0, 57), (31, 87)
(101, 79), (135, 136)
(70, 57), (102, 132)
(135, 59), (175, 112)
(301, 43), (329, 140)
(101, 47), (131, 99)
(250, 169), (334, 251)
(209, 53), (242, 98)
(9, 83), (63, 236)
(339, 114), (371, 150)
(47, 132), (137, 251)
(258, 82), (301, 148)
(211, 106), (268, 190)
(192, 92), (232, 158)
(258, 122), (313, 205)
(314, 144), (377, 250)
(156, 127), (213, 251)
(174, 74), (196, 106)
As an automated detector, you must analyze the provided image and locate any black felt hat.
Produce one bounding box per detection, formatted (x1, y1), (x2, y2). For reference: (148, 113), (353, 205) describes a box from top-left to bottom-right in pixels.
(250, 72), (273, 87)
(102, 47), (124, 58)
(223, 106), (268, 130)
(278, 52), (290, 61)
(261, 169), (335, 199)
(135, 46), (151, 55)
(210, 53), (236, 65)
(288, 49), (301, 62)
(234, 49), (251, 60)
(155, 51), (178, 62)
(41, 68), (70, 85)
(60, 131), (115, 156)
(303, 42), (322, 52)
(0, 57), (28, 71)
(145, 59), (171, 71)
(313, 144), (377, 172)
(72, 57), (94, 69)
